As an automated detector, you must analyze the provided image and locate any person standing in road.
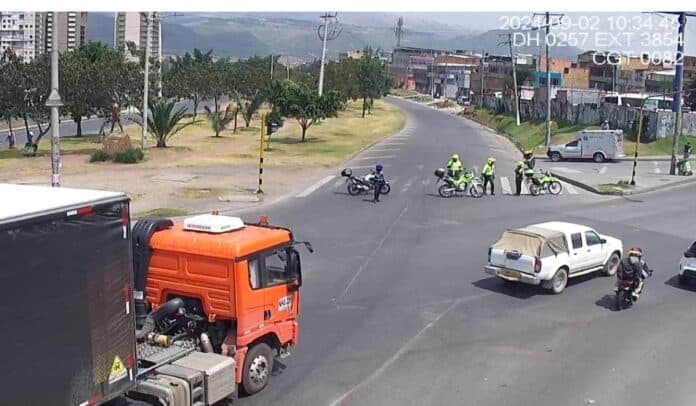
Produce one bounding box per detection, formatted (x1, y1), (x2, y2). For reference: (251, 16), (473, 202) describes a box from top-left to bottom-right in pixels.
(482, 157), (496, 195)
(372, 163), (385, 203)
(514, 160), (525, 196)
(684, 142), (692, 160)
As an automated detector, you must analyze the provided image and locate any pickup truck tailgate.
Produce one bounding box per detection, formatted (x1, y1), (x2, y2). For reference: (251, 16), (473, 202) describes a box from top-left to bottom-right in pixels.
(490, 249), (536, 273)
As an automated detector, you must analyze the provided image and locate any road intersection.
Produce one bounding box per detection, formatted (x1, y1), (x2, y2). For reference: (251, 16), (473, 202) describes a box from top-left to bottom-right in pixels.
(183, 97), (696, 405)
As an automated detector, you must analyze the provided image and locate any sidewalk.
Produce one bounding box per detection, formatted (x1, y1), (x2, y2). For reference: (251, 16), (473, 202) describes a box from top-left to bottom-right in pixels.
(537, 158), (696, 195)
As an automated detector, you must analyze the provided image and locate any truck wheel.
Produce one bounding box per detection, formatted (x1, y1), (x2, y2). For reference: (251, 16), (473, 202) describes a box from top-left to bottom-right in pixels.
(242, 343), (274, 395)
(593, 152), (605, 163)
(679, 273), (689, 285)
(546, 268), (568, 294)
(550, 152), (562, 162)
(603, 253), (620, 276)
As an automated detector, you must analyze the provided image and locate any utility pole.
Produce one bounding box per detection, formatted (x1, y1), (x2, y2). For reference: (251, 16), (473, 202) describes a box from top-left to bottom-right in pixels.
(157, 12), (162, 99)
(142, 12), (151, 150)
(317, 12), (340, 96)
(479, 49), (486, 108)
(45, 12), (63, 187)
(531, 12), (563, 145)
(394, 16), (404, 48)
(661, 12), (693, 175)
(499, 33), (520, 126)
(270, 53), (274, 79)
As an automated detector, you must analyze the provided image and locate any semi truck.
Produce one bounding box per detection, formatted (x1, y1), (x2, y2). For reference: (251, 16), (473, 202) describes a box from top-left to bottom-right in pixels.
(0, 183), (312, 405)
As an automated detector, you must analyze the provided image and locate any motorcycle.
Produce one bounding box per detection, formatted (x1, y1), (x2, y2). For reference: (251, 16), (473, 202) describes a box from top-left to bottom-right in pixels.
(525, 169), (562, 196)
(434, 168), (484, 198)
(341, 168), (391, 196)
(614, 268), (653, 310)
(677, 159), (692, 176)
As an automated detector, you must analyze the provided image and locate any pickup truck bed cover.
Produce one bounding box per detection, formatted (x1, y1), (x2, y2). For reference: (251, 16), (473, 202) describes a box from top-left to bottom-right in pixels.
(492, 226), (569, 257)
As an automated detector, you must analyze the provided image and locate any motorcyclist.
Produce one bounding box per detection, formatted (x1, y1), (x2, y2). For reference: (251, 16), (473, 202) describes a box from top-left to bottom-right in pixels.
(446, 154), (466, 189)
(371, 163), (386, 203)
(617, 247), (652, 300)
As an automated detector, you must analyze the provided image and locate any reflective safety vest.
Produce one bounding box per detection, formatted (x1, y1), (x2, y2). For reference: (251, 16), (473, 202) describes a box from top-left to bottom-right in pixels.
(482, 163), (495, 176)
(515, 161), (525, 176)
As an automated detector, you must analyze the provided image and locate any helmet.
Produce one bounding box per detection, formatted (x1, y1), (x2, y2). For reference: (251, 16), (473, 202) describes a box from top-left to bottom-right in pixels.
(628, 247), (643, 258)
(451, 154), (459, 161)
(487, 157), (496, 164)
(524, 150), (533, 159)
(376, 163), (383, 171)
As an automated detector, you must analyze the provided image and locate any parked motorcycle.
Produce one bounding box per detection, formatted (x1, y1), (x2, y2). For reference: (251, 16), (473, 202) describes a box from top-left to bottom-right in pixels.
(677, 159), (692, 176)
(615, 268), (653, 310)
(341, 168), (391, 196)
(526, 169), (562, 196)
(434, 168), (484, 198)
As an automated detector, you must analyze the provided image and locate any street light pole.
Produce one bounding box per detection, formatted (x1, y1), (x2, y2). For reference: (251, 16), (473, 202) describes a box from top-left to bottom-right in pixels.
(318, 14), (330, 96)
(46, 12), (64, 187)
(157, 12), (163, 99)
(142, 12), (151, 150)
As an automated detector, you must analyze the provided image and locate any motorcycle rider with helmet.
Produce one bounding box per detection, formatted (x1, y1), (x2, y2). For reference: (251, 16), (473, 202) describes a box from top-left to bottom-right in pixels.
(446, 154), (466, 189)
(371, 163), (386, 203)
(617, 247), (653, 300)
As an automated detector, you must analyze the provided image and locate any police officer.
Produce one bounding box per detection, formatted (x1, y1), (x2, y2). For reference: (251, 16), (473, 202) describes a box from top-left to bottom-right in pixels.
(372, 163), (385, 203)
(482, 157), (496, 195)
(684, 142), (692, 160)
(514, 160), (525, 195)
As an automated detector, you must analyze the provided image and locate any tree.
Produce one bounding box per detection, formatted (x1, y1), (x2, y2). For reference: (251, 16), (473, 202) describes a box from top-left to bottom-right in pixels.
(233, 56), (272, 128)
(0, 50), (25, 138)
(688, 76), (696, 109)
(356, 47), (390, 117)
(20, 55), (51, 148)
(163, 49), (213, 121)
(140, 99), (194, 147)
(272, 80), (341, 141)
(204, 104), (236, 137)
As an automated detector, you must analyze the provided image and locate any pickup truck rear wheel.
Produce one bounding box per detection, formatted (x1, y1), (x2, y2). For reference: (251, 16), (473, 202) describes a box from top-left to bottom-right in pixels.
(242, 343), (274, 395)
(550, 152), (562, 162)
(593, 152), (605, 163)
(546, 268), (568, 294)
(603, 253), (620, 276)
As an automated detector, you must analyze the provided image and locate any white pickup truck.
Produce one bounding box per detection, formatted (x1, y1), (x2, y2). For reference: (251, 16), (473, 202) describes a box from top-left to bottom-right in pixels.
(485, 222), (623, 294)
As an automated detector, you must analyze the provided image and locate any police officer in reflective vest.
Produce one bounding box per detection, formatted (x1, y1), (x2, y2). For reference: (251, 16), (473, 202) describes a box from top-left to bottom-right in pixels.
(482, 157), (496, 195)
(514, 161), (525, 195)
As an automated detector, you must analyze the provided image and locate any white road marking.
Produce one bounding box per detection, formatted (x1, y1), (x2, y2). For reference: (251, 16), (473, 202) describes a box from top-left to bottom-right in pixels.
(551, 167), (582, 174)
(401, 180), (412, 192)
(521, 182), (529, 195)
(564, 183), (579, 194)
(599, 165), (608, 174)
(378, 141), (405, 145)
(422, 178), (431, 186)
(353, 155), (395, 161)
(500, 177), (512, 195)
(296, 175), (335, 197)
(367, 148), (400, 153)
(333, 179), (344, 188)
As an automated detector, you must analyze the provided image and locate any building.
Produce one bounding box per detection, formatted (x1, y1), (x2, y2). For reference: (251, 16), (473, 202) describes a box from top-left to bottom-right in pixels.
(561, 64), (590, 89)
(534, 71), (562, 88)
(537, 56), (571, 74)
(645, 70), (676, 93)
(614, 67), (647, 93)
(43, 12), (88, 53)
(338, 49), (364, 60)
(0, 12), (86, 61)
(114, 12), (161, 57)
(432, 54), (478, 100)
(0, 12), (41, 62)
(470, 54), (536, 97)
(577, 51), (620, 91)
(389, 46), (448, 92)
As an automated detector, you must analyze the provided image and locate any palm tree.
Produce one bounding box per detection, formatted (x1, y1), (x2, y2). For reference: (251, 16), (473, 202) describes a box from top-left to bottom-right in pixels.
(140, 99), (193, 148)
(205, 104), (236, 137)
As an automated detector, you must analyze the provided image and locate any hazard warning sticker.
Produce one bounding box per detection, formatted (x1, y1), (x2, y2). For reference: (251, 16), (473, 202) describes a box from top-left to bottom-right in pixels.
(108, 356), (127, 385)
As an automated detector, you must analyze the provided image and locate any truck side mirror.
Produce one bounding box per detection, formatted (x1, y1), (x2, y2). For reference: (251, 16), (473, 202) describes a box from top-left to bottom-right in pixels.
(600, 238), (607, 244)
(287, 248), (302, 288)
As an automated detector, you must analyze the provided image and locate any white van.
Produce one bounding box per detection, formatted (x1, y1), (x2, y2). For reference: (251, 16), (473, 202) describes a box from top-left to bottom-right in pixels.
(547, 130), (625, 163)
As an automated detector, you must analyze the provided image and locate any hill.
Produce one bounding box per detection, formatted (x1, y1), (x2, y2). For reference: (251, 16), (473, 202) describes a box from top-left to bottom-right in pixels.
(88, 13), (582, 62)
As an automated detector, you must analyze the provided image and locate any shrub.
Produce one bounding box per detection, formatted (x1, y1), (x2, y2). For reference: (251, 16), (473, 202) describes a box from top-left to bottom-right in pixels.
(113, 148), (144, 164)
(90, 149), (111, 162)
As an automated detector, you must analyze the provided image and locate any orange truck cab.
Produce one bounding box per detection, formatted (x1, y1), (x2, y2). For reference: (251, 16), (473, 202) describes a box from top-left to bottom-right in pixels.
(132, 214), (312, 395)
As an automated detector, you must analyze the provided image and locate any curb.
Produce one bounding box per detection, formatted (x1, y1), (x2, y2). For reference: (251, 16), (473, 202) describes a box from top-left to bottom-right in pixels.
(550, 171), (696, 196)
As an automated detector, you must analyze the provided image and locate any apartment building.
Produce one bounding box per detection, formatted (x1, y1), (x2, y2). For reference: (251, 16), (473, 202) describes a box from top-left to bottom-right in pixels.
(0, 12), (41, 62)
(0, 12), (86, 61)
(113, 12), (160, 58)
(44, 12), (88, 53)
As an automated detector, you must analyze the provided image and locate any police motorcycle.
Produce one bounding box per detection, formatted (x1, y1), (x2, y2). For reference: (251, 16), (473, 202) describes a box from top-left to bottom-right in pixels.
(524, 169), (562, 196)
(434, 168), (484, 198)
(341, 168), (391, 196)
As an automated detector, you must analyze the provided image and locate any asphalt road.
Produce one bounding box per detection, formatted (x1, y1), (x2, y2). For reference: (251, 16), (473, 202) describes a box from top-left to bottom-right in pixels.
(234, 97), (696, 406)
(0, 98), (226, 147)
